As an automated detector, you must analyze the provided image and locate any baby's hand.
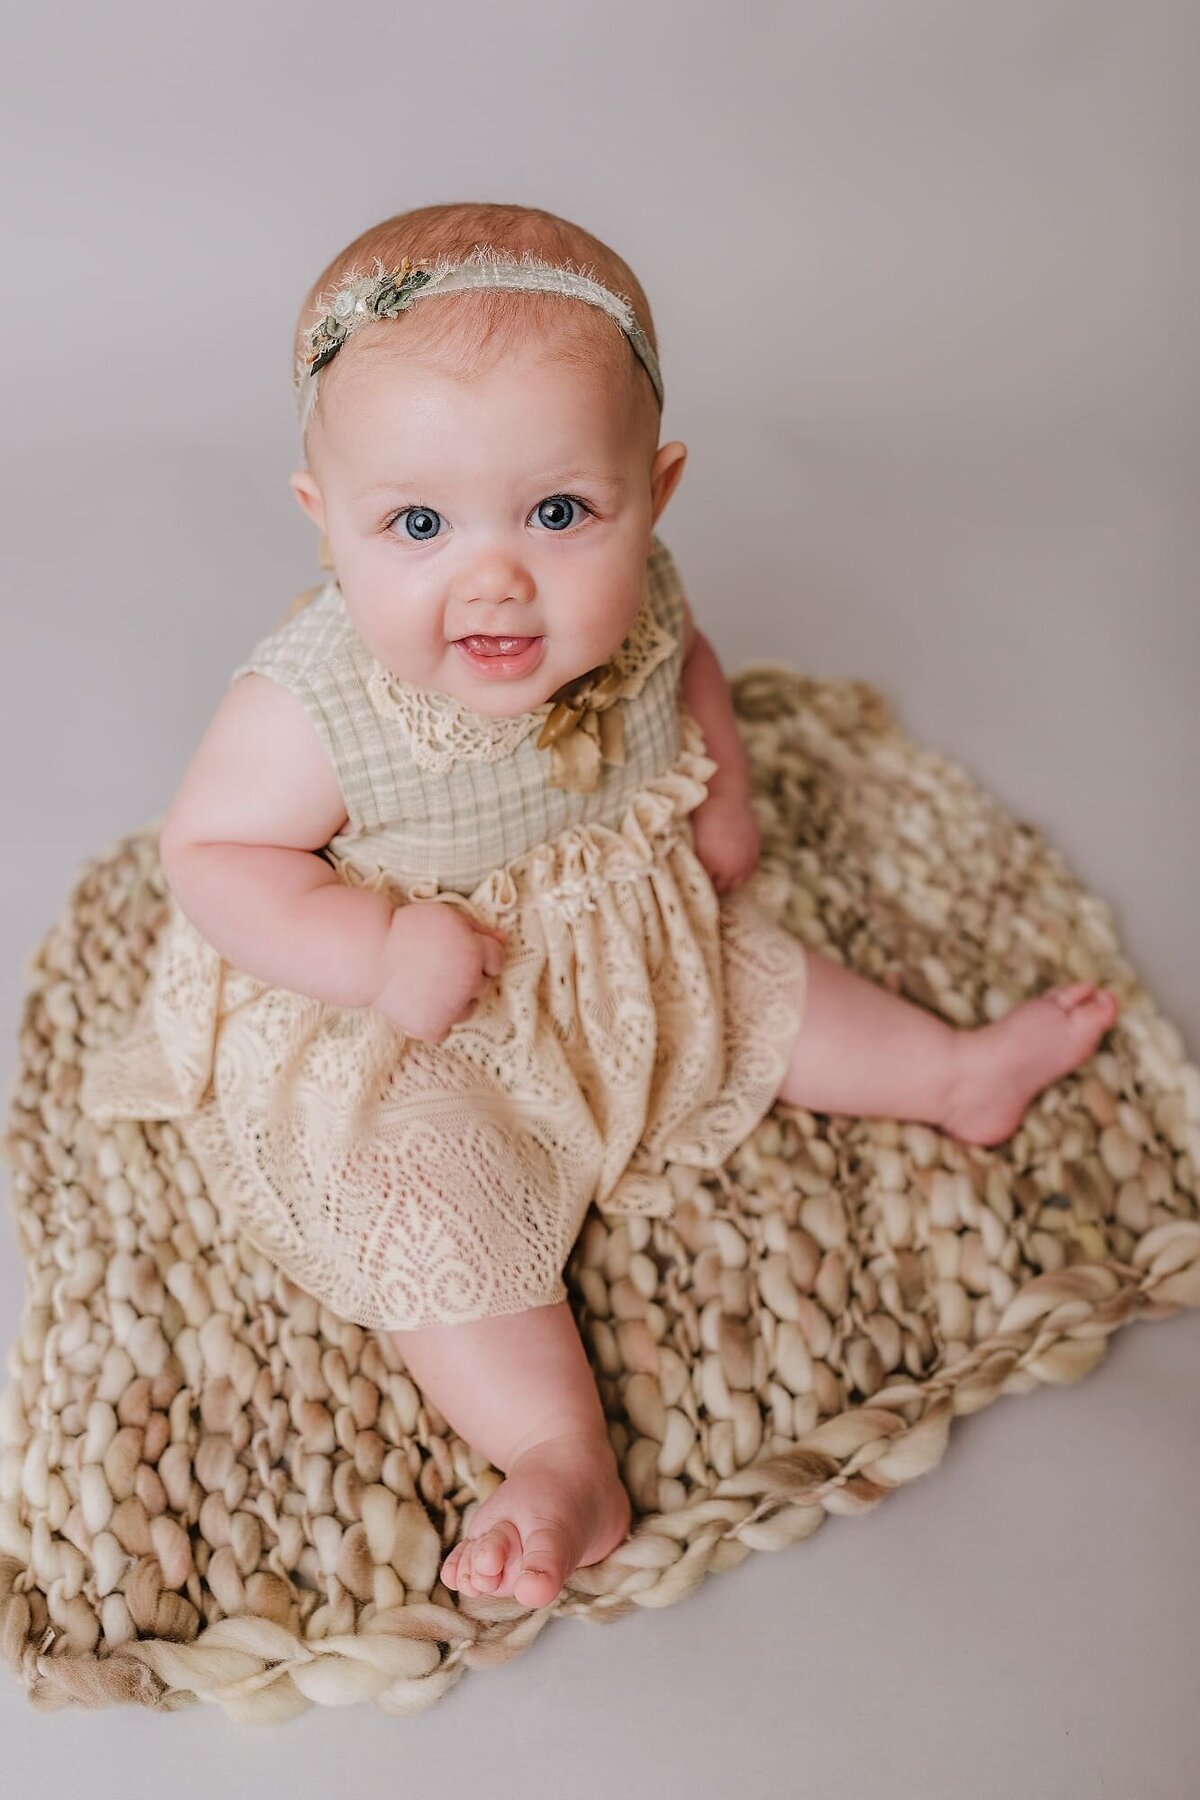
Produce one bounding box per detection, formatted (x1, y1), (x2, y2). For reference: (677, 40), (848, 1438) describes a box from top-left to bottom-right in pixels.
(372, 902), (507, 1042)
(690, 791), (762, 895)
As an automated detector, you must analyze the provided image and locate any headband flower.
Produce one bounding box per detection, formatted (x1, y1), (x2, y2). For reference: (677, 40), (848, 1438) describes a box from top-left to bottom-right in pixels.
(304, 259), (435, 375)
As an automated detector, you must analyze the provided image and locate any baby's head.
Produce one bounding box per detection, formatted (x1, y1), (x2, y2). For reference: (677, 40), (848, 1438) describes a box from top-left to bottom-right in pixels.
(289, 201), (687, 717)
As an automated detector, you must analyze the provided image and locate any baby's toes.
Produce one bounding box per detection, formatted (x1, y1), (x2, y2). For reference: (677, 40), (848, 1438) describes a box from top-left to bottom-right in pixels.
(1046, 984), (1121, 1045)
(463, 1521), (523, 1594)
(439, 1543), (467, 1592)
(511, 1523), (577, 1609)
(1047, 982), (1119, 1020)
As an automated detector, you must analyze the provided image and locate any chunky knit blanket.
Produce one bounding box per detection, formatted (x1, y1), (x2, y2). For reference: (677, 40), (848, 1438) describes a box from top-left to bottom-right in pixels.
(2, 666), (1196, 1719)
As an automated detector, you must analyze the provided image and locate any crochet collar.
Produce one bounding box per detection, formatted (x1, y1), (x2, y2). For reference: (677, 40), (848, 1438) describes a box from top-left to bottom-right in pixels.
(358, 571), (677, 790)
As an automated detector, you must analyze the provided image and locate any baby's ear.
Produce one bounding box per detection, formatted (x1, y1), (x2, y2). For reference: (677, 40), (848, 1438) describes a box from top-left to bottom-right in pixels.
(289, 468), (326, 531)
(650, 441), (687, 525)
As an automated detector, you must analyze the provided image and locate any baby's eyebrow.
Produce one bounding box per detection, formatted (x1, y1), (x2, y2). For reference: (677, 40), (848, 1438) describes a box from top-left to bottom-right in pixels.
(530, 471), (629, 492)
(355, 471), (628, 502)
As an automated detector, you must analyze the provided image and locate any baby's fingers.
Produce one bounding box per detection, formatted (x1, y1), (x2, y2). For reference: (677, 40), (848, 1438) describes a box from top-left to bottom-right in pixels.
(480, 937), (507, 979)
(462, 914), (507, 978)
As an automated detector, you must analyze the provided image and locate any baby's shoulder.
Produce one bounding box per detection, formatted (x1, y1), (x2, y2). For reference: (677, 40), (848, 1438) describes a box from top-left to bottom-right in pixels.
(217, 580), (393, 837)
(160, 663), (349, 861)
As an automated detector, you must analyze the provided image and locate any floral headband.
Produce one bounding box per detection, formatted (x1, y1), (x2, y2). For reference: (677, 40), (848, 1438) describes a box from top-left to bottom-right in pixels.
(294, 245), (664, 435)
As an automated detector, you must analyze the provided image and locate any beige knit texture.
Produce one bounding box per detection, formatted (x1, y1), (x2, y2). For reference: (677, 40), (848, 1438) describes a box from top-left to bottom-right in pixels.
(2, 665), (1198, 1720)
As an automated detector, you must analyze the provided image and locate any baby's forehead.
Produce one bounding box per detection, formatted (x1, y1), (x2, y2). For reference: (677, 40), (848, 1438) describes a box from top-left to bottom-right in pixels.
(321, 304), (635, 405)
(314, 342), (641, 476)
(342, 326), (625, 402)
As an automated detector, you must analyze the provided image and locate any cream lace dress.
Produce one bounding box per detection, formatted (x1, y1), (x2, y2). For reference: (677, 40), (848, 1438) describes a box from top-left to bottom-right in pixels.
(79, 534), (809, 1330)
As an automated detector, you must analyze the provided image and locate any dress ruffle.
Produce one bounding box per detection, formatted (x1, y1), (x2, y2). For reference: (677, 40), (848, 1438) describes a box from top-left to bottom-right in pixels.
(79, 713), (809, 1331)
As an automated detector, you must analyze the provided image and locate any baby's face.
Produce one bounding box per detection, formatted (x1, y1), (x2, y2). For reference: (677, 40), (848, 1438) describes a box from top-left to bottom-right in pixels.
(292, 340), (678, 717)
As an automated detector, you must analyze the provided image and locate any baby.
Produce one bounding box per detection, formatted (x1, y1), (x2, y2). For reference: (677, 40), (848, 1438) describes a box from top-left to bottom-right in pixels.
(82, 200), (1120, 1613)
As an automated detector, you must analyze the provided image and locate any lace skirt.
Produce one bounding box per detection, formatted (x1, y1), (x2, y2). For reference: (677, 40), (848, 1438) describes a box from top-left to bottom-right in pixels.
(78, 715), (809, 1331)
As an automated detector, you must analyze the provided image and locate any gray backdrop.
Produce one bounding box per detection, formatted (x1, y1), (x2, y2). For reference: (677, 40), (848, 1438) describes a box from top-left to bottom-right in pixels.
(2, 3), (1197, 1792)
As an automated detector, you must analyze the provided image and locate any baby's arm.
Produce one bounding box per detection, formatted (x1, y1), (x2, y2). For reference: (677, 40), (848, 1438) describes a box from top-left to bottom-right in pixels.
(158, 672), (399, 1008)
(677, 597), (752, 805)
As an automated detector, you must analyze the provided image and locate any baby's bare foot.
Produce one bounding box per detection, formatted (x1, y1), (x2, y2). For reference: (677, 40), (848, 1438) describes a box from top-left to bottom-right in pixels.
(439, 1429), (632, 1610)
(939, 982), (1121, 1148)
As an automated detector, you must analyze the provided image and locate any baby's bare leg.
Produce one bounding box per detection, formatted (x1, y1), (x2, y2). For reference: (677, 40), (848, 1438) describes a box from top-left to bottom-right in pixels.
(388, 1299), (631, 1608)
(777, 947), (1120, 1146)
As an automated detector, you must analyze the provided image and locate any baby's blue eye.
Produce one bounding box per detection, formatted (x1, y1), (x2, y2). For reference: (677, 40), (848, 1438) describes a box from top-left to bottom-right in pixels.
(395, 506), (441, 541)
(535, 495), (585, 531)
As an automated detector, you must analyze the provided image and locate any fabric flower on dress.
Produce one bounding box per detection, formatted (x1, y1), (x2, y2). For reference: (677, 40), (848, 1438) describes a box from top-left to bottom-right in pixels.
(536, 658), (629, 792)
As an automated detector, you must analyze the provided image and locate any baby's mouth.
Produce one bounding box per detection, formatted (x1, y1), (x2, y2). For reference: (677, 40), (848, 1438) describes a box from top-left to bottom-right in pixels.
(455, 635), (541, 655)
